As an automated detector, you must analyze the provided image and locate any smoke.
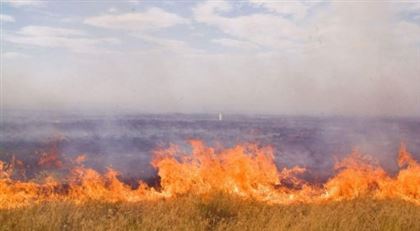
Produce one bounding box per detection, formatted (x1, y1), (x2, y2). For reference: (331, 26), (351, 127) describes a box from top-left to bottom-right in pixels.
(3, 2), (420, 116)
(2, 111), (419, 183)
(2, 2), (420, 183)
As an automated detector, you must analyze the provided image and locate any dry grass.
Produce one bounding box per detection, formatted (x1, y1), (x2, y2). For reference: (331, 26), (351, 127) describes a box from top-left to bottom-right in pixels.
(0, 193), (419, 231)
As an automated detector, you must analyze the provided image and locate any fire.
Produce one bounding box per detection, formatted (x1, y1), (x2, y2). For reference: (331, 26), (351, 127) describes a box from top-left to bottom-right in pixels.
(0, 141), (419, 209)
(37, 136), (65, 168)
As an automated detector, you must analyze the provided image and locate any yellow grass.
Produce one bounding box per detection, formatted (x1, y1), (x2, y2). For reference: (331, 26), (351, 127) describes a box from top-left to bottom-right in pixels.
(0, 193), (419, 231)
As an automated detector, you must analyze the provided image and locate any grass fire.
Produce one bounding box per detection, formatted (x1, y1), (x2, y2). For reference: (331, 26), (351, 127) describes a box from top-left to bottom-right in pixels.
(0, 140), (419, 230)
(3, 1), (420, 230)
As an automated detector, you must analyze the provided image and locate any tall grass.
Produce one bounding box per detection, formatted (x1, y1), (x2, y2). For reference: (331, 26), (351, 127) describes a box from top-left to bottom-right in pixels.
(0, 193), (419, 231)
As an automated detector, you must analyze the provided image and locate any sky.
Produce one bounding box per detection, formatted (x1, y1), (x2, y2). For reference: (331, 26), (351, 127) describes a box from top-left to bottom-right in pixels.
(1, 0), (420, 116)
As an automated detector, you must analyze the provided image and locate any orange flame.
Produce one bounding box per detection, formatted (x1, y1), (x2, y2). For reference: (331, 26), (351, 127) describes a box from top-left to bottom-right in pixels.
(37, 142), (63, 168)
(0, 141), (419, 209)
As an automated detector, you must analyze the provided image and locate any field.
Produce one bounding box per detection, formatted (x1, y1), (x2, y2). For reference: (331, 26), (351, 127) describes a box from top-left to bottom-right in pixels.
(4, 0), (420, 229)
(1, 114), (419, 230)
(1, 194), (419, 231)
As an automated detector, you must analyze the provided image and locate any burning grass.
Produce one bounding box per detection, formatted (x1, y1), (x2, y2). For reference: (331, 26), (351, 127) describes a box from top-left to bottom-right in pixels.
(1, 141), (419, 208)
(0, 140), (419, 230)
(0, 194), (419, 231)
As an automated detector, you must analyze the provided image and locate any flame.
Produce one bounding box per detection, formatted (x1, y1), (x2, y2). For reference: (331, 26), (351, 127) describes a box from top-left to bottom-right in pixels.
(0, 141), (419, 209)
(37, 141), (63, 168)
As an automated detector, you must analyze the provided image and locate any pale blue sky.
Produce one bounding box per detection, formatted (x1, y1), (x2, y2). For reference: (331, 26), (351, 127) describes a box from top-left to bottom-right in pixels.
(1, 1), (420, 116)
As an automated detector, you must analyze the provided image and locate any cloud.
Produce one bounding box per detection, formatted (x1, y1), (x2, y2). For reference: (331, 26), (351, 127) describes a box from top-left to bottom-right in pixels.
(212, 38), (259, 50)
(193, 1), (304, 50)
(0, 14), (15, 22)
(18, 26), (86, 36)
(396, 2), (420, 12)
(248, 0), (316, 20)
(3, 1), (420, 116)
(108, 7), (118, 13)
(60, 17), (79, 23)
(4, 26), (119, 53)
(2, 52), (29, 59)
(394, 21), (420, 46)
(84, 7), (189, 31)
(132, 34), (201, 54)
(3, 0), (44, 7)
(128, 0), (142, 5)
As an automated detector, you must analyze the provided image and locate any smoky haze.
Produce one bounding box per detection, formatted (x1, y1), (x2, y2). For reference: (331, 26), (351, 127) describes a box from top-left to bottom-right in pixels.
(2, 2), (420, 117)
(1, 111), (420, 183)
